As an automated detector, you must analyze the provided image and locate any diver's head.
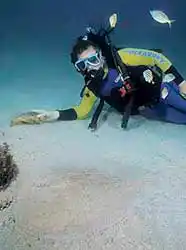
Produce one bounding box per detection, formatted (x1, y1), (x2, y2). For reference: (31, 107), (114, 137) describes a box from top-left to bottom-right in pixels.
(70, 39), (106, 77)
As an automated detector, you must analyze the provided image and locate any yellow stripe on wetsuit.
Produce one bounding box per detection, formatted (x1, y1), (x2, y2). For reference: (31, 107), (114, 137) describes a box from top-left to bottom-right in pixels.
(118, 48), (172, 72)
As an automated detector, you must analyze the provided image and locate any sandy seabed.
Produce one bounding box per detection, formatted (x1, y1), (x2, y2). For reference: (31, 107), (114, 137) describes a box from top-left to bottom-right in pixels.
(0, 114), (186, 250)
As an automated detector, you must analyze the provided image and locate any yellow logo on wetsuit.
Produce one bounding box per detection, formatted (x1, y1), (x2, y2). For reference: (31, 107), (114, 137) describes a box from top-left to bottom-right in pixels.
(126, 49), (166, 64)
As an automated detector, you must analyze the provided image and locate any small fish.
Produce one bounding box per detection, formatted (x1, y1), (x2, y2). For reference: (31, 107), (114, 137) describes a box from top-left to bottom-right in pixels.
(150, 10), (175, 28)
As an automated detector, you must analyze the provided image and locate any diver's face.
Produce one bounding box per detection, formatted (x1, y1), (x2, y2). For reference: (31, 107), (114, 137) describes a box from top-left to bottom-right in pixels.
(75, 46), (105, 73)
(78, 46), (97, 60)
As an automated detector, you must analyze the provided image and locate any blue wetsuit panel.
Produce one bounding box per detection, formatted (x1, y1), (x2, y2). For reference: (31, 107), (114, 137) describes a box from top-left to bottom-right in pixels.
(100, 69), (123, 97)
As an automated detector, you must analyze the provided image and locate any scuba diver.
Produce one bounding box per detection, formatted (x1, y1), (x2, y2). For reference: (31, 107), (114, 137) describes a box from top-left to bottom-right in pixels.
(11, 13), (186, 130)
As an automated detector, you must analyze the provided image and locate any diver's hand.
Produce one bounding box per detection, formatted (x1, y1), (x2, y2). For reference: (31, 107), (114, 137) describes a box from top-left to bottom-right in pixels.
(10, 110), (59, 126)
(179, 80), (186, 97)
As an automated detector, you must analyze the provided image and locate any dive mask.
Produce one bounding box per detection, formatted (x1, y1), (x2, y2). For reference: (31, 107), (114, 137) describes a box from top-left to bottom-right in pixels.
(74, 51), (104, 72)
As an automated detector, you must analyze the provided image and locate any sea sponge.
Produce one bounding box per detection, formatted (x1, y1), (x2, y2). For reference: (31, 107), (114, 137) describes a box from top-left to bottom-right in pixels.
(0, 142), (19, 192)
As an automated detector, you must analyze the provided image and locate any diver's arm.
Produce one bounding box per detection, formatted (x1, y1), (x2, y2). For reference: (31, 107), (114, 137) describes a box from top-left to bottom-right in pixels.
(118, 48), (172, 73)
(10, 87), (97, 126)
(118, 48), (185, 88)
(56, 87), (97, 121)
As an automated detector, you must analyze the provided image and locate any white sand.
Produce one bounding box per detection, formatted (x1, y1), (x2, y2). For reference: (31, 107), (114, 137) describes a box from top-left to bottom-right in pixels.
(1, 112), (186, 250)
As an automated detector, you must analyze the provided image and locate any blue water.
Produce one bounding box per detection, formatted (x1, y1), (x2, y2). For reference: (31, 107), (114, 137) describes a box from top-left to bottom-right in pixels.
(0, 0), (185, 127)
